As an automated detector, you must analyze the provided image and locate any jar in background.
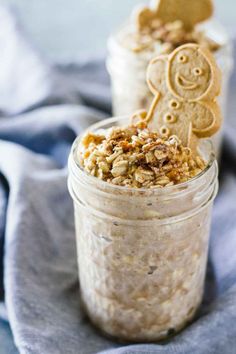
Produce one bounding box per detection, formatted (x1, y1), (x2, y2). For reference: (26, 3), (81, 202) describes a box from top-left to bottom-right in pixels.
(107, 21), (234, 158)
(68, 117), (218, 342)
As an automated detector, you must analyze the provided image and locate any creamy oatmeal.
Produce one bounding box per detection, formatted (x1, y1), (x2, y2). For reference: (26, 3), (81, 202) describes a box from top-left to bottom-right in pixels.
(68, 117), (218, 342)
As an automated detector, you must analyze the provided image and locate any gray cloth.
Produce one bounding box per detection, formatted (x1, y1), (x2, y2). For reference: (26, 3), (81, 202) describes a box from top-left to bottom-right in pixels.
(0, 5), (236, 354)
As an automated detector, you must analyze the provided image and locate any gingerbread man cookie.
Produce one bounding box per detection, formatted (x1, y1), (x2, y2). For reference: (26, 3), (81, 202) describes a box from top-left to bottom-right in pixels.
(138, 43), (222, 150)
(136, 0), (214, 30)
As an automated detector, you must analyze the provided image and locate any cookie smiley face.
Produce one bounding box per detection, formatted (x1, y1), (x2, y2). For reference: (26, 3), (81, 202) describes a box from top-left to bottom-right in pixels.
(167, 44), (221, 101)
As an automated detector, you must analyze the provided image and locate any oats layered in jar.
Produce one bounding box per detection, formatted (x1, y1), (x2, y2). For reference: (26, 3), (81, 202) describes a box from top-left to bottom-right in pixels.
(68, 117), (218, 342)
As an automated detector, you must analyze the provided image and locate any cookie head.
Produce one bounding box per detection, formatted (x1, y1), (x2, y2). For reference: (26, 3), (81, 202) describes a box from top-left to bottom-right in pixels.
(167, 44), (221, 101)
(136, 0), (214, 31)
(153, 0), (214, 30)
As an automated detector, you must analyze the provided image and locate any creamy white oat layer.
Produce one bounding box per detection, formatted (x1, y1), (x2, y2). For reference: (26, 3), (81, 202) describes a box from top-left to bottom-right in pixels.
(76, 203), (211, 341)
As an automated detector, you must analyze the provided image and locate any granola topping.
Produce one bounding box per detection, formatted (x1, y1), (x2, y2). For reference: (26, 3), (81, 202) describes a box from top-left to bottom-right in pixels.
(118, 20), (220, 54)
(78, 125), (206, 188)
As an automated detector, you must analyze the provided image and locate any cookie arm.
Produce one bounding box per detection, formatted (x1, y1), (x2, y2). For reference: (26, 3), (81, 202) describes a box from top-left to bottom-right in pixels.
(192, 101), (222, 138)
(144, 92), (161, 124)
(134, 6), (154, 31)
(147, 55), (168, 95)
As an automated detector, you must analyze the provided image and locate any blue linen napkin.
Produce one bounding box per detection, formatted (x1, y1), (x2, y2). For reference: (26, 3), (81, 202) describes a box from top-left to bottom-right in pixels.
(0, 5), (236, 354)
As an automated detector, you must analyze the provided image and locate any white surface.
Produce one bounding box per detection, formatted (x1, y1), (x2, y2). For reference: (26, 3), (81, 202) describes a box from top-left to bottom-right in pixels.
(0, 0), (235, 61)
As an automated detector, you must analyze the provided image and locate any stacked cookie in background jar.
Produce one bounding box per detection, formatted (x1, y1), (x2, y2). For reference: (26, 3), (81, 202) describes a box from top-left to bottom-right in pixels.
(68, 3), (223, 337)
(107, 0), (233, 158)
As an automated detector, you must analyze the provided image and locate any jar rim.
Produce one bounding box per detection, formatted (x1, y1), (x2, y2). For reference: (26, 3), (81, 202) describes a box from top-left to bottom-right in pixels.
(69, 116), (217, 196)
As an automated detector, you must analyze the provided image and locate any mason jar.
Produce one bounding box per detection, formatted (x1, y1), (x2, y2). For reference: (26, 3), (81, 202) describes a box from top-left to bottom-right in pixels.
(68, 117), (218, 342)
(107, 20), (233, 158)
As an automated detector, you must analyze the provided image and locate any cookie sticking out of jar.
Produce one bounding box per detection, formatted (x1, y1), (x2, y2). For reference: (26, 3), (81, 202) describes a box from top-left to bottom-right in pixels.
(133, 43), (222, 152)
(79, 44), (221, 189)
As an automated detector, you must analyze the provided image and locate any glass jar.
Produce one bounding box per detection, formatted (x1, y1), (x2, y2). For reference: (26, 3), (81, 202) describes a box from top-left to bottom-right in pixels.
(68, 117), (218, 342)
(107, 20), (234, 158)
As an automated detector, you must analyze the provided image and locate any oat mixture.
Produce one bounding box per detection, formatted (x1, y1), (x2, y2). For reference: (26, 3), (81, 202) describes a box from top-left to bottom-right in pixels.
(70, 123), (217, 341)
(118, 20), (220, 54)
(78, 125), (206, 189)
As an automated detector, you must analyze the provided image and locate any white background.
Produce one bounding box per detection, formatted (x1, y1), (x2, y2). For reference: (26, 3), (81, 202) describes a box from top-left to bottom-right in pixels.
(0, 0), (235, 61)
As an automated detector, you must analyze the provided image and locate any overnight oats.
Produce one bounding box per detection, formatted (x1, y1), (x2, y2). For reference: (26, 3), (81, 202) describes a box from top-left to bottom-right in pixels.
(107, 0), (233, 156)
(68, 117), (218, 342)
(68, 42), (222, 342)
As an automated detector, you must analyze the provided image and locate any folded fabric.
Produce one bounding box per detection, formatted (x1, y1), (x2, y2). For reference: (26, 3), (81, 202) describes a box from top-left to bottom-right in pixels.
(0, 5), (236, 354)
